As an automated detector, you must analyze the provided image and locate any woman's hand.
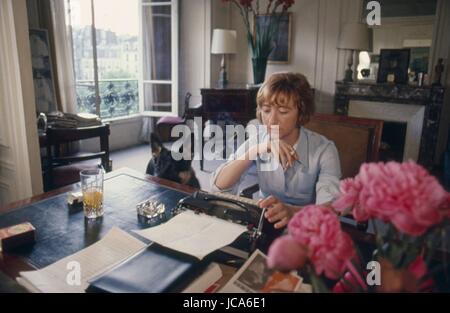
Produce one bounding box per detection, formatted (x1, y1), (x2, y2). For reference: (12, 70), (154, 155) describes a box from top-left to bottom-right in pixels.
(258, 195), (299, 229)
(253, 139), (298, 170)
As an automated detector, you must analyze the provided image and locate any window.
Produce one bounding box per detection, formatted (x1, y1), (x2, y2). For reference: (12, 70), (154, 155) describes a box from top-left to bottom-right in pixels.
(140, 0), (179, 117)
(65, 0), (178, 119)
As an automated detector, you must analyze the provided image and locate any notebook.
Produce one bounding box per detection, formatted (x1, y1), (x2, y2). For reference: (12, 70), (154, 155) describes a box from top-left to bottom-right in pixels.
(86, 243), (205, 293)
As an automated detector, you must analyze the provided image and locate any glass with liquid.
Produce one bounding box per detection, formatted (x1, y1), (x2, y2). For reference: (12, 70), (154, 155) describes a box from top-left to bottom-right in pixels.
(80, 167), (104, 219)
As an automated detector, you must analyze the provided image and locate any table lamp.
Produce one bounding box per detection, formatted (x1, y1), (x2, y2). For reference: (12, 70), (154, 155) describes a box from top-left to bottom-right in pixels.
(338, 23), (371, 82)
(211, 29), (237, 88)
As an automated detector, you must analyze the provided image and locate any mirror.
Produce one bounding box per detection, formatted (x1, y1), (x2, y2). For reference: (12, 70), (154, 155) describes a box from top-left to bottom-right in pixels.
(359, 0), (438, 84)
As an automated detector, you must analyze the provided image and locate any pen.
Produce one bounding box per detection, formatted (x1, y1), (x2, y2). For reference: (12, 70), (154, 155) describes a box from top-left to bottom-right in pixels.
(255, 207), (266, 238)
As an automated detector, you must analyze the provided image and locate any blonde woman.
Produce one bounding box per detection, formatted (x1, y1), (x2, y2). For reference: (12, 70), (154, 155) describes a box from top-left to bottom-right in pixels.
(211, 72), (341, 229)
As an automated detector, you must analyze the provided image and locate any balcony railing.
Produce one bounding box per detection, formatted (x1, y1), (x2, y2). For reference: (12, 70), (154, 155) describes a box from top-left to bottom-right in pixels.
(76, 79), (139, 119)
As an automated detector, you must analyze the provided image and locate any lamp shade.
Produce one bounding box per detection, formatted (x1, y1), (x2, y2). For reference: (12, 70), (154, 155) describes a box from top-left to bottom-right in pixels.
(211, 29), (237, 54)
(338, 23), (371, 51)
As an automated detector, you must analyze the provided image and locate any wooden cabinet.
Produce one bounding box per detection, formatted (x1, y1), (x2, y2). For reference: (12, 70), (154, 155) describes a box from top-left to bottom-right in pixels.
(200, 85), (259, 125)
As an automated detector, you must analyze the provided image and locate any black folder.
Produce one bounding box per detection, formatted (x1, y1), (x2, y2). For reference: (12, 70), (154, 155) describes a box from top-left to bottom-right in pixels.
(86, 244), (205, 293)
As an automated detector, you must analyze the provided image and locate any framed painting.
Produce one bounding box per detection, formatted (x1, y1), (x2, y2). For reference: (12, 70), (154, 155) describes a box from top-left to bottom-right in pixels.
(254, 13), (292, 64)
(29, 28), (58, 113)
(377, 49), (411, 84)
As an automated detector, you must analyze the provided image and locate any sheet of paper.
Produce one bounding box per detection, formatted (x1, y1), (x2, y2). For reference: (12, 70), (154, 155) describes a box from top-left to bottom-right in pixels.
(18, 227), (147, 293)
(133, 210), (247, 260)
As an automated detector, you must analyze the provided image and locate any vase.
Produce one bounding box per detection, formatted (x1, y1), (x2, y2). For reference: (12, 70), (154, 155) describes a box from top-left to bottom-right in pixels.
(252, 57), (268, 85)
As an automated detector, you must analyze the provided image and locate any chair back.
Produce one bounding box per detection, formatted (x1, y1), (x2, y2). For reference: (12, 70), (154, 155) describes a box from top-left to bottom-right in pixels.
(305, 113), (383, 178)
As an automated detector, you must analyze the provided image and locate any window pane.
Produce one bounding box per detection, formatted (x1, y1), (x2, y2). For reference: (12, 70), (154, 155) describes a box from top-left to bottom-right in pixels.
(142, 5), (172, 81)
(93, 0), (139, 81)
(68, 0), (95, 114)
(99, 80), (139, 119)
(68, 0), (140, 118)
(143, 83), (172, 112)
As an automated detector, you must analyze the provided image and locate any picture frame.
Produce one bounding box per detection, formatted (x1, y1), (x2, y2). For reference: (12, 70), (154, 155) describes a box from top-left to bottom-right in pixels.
(377, 49), (411, 84)
(29, 28), (58, 113)
(254, 13), (292, 64)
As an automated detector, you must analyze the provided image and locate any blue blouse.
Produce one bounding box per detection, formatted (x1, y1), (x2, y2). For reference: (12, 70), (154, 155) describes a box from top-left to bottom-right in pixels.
(210, 127), (342, 206)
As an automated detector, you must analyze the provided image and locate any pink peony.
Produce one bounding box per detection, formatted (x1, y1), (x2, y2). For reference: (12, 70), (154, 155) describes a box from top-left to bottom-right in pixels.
(267, 235), (307, 271)
(287, 205), (356, 280)
(333, 161), (449, 236)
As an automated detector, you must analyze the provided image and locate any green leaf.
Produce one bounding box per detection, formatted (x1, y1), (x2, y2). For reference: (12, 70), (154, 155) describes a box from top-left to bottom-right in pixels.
(309, 268), (331, 293)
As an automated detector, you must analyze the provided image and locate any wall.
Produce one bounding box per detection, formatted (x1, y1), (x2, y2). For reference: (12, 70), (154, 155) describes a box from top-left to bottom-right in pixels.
(210, 0), (362, 114)
(432, 0), (450, 164)
(179, 0), (212, 112)
(80, 116), (143, 153)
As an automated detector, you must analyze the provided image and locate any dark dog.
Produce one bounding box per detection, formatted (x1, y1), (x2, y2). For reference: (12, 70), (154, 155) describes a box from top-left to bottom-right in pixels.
(146, 133), (200, 189)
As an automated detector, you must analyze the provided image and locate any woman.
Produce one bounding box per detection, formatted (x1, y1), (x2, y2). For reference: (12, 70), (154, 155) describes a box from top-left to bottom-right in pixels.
(210, 72), (341, 229)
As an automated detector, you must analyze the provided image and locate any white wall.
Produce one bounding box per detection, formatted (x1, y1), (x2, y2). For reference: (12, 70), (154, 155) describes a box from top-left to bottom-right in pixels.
(209, 0), (362, 114)
(80, 116), (143, 153)
(179, 0), (212, 111)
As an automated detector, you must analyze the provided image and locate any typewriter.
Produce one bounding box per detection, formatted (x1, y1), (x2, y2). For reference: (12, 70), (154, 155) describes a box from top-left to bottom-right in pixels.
(174, 190), (285, 258)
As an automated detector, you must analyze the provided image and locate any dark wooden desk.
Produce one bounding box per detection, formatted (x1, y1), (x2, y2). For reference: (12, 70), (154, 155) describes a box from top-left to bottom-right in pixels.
(0, 167), (380, 292)
(0, 168), (195, 281)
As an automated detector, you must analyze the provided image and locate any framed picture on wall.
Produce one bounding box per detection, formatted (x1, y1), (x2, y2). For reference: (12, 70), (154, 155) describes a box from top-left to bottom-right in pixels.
(377, 49), (411, 84)
(254, 13), (292, 64)
(29, 28), (58, 113)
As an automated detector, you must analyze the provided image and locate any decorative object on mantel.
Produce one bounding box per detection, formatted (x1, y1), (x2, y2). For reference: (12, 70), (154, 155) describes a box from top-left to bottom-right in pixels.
(223, 0), (295, 85)
(268, 161), (450, 292)
(377, 49), (410, 85)
(433, 58), (444, 86)
(337, 23), (371, 82)
(211, 29), (237, 88)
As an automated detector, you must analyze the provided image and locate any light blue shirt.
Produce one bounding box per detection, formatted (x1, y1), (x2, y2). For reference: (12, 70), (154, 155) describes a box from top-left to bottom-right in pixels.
(210, 127), (341, 206)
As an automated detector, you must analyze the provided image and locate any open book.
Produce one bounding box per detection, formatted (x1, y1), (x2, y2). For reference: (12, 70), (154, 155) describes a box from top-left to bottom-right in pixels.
(17, 227), (147, 293)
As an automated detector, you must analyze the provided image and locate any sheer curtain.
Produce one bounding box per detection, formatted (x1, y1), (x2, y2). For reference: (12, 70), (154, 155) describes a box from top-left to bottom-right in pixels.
(50, 0), (77, 113)
(139, 6), (155, 143)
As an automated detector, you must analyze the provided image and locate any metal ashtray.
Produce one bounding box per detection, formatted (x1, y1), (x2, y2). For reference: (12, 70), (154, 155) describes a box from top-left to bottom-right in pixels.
(136, 199), (166, 224)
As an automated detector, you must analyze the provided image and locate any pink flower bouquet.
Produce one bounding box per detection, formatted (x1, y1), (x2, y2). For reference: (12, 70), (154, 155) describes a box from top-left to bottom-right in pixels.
(267, 205), (367, 292)
(267, 161), (450, 292)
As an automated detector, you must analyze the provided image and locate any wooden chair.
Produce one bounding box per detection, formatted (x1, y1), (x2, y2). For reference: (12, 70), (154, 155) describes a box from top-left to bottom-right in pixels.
(304, 113), (383, 179)
(156, 92), (192, 142)
(44, 124), (111, 191)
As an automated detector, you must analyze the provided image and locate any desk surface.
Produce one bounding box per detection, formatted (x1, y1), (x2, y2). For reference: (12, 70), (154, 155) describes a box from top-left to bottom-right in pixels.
(0, 167), (375, 284)
(0, 168), (196, 280)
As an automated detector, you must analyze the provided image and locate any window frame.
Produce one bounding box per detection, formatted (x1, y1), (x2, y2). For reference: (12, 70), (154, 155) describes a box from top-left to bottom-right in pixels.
(139, 0), (179, 118)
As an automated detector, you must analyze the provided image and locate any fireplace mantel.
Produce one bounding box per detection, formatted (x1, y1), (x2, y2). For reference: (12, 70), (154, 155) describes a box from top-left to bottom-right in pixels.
(334, 81), (445, 169)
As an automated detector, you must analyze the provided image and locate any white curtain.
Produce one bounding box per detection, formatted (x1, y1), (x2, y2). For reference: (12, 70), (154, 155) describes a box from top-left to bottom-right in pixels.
(140, 5), (155, 142)
(49, 0), (77, 114)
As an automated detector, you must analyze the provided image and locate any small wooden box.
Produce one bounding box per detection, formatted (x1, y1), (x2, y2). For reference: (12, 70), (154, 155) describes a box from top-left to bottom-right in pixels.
(0, 222), (36, 252)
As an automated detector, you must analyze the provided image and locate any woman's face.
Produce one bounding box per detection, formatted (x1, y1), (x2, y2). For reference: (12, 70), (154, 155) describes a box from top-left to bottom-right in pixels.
(260, 99), (299, 139)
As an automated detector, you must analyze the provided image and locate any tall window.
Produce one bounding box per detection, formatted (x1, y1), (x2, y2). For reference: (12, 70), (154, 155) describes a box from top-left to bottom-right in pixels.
(66, 0), (178, 120)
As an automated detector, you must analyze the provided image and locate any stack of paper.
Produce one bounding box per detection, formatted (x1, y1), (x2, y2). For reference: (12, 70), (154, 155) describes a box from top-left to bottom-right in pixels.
(17, 227), (147, 293)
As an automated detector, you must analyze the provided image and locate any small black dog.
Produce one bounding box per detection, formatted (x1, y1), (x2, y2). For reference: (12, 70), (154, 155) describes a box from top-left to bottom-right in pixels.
(146, 133), (200, 189)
